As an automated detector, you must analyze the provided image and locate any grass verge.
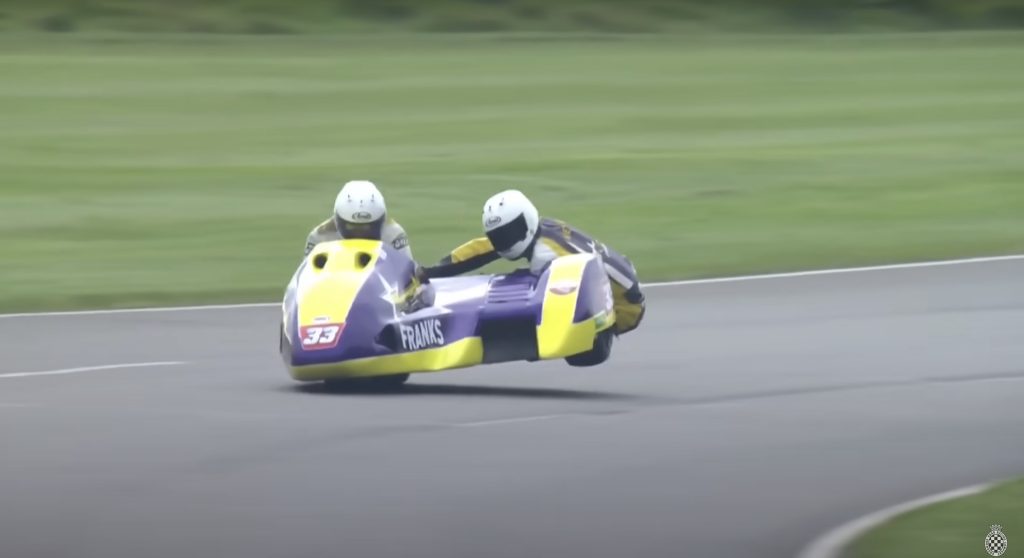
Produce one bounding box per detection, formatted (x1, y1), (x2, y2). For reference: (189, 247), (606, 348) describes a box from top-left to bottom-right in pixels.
(1, 32), (1023, 311)
(846, 478), (1023, 558)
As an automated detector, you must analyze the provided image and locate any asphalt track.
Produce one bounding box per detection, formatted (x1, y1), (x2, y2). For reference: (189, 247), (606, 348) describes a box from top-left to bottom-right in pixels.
(2, 259), (1023, 558)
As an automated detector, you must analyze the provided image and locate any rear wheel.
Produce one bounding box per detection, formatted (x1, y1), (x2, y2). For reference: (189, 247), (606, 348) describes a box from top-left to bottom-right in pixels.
(323, 374), (410, 390)
(565, 329), (614, 367)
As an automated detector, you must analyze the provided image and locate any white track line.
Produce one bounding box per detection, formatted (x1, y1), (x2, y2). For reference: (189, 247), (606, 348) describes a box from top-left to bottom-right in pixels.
(796, 483), (993, 558)
(0, 302), (277, 319)
(0, 361), (186, 380)
(643, 254), (1024, 287)
(1, 254), (1021, 320)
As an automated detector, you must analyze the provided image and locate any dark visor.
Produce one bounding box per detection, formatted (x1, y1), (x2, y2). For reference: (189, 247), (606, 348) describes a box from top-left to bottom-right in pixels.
(334, 215), (385, 241)
(485, 213), (529, 253)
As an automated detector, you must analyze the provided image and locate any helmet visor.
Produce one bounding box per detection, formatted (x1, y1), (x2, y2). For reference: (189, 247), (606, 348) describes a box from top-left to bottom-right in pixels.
(334, 214), (384, 241)
(485, 213), (529, 254)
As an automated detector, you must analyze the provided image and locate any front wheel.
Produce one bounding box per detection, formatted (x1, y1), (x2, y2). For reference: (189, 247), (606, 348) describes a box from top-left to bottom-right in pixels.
(324, 374), (410, 390)
(367, 374), (411, 388)
(565, 329), (613, 367)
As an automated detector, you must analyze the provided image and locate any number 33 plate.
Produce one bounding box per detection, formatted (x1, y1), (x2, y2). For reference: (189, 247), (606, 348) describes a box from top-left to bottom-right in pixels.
(299, 323), (345, 350)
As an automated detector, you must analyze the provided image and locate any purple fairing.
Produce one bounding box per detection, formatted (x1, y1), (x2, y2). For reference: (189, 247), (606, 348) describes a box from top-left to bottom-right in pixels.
(573, 256), (614, 323)
(282, 243), (604, 369)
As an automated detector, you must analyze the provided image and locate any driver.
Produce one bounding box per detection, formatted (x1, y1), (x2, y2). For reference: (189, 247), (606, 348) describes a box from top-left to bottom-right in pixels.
(304, 180), (412, 258)
(424, 189), (645, 334)
(305, 180), (432, 309)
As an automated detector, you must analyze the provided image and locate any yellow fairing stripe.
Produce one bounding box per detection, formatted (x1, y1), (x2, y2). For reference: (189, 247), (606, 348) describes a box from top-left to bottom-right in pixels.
(297, 240), (380, 328)
(537, 255), (593, 359)
(289, 337), (484, 381)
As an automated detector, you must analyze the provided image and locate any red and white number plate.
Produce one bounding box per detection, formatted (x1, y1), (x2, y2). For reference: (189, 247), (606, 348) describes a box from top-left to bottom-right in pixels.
(299, 323), (345, 350)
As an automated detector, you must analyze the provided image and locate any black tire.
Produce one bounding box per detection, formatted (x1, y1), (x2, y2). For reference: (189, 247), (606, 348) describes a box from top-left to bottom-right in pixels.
(367, 374), (411, 388)
(323, 373), (410, 390)
(565, 329), (614, 367)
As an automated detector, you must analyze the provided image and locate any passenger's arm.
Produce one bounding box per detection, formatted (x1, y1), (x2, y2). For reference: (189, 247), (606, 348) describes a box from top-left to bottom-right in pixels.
(424, 237), (500, 278)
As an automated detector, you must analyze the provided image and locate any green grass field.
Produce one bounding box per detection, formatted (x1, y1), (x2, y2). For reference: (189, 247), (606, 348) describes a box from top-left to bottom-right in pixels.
(2, 32), (1023, 312)
(847, 478), (1022, 558)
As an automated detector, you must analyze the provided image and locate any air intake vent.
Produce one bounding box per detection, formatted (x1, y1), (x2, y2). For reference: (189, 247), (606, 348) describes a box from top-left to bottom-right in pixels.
(312, 253), (328, 269)
(480, 316), (538, 364)
(486, 280), (533, 304)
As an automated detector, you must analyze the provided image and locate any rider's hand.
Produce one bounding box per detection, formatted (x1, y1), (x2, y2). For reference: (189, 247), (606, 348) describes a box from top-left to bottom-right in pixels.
(414, 265), (431, 285)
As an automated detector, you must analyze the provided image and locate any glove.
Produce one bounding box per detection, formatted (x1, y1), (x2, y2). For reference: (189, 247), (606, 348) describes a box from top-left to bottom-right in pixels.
(414, 265), (431, 285)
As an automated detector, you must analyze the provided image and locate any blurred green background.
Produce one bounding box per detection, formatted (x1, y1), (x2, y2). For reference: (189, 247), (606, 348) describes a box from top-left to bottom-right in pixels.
(1, 3), (1023, 312)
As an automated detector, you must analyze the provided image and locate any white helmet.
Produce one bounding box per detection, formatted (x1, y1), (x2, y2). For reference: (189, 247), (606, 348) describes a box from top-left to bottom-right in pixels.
(482, 189), (540, 260)
(333, 180), (386, 240)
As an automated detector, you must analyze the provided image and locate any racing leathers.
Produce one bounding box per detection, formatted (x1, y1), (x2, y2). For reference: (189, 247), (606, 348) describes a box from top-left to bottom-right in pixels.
(424, 218), (645, 334)
(304, 216), (412, 258)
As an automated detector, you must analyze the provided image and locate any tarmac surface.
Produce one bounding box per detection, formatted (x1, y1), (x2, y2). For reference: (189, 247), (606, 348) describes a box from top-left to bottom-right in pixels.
(2, 259), (1023, 558)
